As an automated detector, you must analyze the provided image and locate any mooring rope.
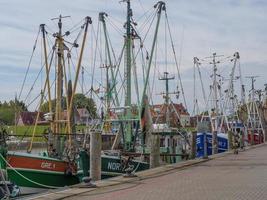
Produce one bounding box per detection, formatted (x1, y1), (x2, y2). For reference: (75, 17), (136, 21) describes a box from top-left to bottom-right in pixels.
(0, 154), (61, 189)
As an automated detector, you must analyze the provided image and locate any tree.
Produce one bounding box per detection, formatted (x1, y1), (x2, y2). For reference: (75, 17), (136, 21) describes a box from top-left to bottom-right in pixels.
(0, 99), (27, 125)
(40, 93), (97, 118)
(0, 107), (14, 125)
(74, 93), (97, 118)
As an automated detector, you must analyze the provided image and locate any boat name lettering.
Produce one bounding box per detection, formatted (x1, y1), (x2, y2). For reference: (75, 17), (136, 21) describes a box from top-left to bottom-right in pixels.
(41, 162), (56, 169)
(107, 162), (121, 171)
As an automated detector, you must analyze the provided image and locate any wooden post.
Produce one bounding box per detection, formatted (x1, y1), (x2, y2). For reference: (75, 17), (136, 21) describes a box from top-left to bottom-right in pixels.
(228, 130), (233, 150)
(150, 134), (160, 168)
(190, 131), (197, 159)
(176, 136), (183, 162)
(90, 131), (102, 181)
(212, 131), (218, 154)
(169, 136), (174, 163)
(203, 132), (208, 159)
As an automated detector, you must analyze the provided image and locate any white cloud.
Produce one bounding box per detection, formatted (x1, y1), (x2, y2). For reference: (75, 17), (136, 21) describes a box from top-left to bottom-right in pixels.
(0, 0), (266, 113)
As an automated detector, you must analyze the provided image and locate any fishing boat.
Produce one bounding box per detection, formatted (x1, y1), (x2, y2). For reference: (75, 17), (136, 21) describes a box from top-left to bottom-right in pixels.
(192, 52), (252, 156)
(0, 15), (92, 194)
(0, 0), (176, 195)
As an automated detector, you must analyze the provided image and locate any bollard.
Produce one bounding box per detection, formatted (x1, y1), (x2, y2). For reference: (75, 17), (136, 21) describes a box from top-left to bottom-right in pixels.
(150, 134), (160, 168)
(190, 131), (197, 159)
(90, 131), (102, 181)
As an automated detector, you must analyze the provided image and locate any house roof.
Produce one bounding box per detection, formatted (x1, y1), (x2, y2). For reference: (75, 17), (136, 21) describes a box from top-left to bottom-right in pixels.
(62, 108), (89, 120)
(151, 103), (189, 116)
(150, 103), (189, 126)
(76, 108), (89, 117)
(18, 111), (45, 125)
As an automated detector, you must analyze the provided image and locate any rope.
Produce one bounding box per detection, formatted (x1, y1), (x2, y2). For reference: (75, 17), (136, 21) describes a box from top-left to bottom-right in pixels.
(18, 27), (41, 100)
(0, 154), (60, 189)
(165, 11), (188, 110)
(132, 151), (144, 173)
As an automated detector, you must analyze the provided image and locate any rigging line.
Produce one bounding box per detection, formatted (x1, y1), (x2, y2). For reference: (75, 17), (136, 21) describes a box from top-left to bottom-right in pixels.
(164, 14), (167, 73)
(196, 64), (207, 105)
(216, 55), (233, 63)
(145, 39), (157, 106)
(69, 57), (83, 92)
(90, 22), (100, 97)
(141, 11), (157, 43)
(43, 25), (55, 35)
(108, 15), (124, 27)
(106, 27), (124, 88)
(148, 38), (158, 105)
(138, 6), (156, 34)
(102, 28), (120, 108)
(45, 31), (54, 55)
(105, 25), (118, 70)
(132, 45), (140, 106)
(106, 17), (124, 35)
(137, 2), (154, 21)
(99, 23), (104, 98)
(165, 11), (187, 110)
(116, 77), (127, 102)
(113, 43), (126, 91)
(83, 67), (103, 88)
(70, 25), (85, 52)
(23, 45), (55, 104)
(26, 78), (56, 108)
(150, 41), (157, 106)
(40, 32), (44, 88)
(137, 7), (155, 32)
(68, 17), (84, 33)
(88, 22), (95, 92)
(19, 27), (41, 100)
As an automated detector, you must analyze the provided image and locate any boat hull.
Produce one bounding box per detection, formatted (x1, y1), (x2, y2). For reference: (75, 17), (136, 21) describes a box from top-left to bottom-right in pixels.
(2, 151), (149, 191)
(3, 152), (80, 189)
(196, 133), (228, 157)
(78, 151), (149, 180)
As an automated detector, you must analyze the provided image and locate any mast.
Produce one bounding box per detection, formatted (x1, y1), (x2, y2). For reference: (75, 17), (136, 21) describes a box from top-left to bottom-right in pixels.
(52, 15), (69, 135)
(40, 24), (52, 116)
(209, 52), (223, 154)
(99, 12), (120, 113)
(141, 1), (165, 104)
(122, 0), (134, 151)
(159, 72), (175, 127)
(81, 67), (84, 94)
(139, 1), (165, 150)
(67, 16), (92, 135)
(245, 75), (266, 144)
(125, 0), (132, 108)
(211, 53), (220, 117)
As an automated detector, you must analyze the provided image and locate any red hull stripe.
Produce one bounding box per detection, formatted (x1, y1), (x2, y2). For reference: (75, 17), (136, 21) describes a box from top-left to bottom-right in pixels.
(7, 155), (70, 172)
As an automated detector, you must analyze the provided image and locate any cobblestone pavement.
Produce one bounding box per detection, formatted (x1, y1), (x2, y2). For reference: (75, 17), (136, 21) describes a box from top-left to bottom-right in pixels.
(65, 145), (267, 200)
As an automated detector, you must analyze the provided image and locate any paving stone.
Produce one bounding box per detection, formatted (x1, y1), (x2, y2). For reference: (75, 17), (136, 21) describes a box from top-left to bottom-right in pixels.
(66, 145), (267, 200)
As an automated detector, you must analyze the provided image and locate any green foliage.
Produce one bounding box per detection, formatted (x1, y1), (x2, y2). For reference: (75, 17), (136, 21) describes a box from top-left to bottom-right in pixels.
(0, 107), (14, 125)
(8, 125), (86, 141)
(9, 125), (49, 136)
(74, 93), (97, 118)
(40, 93), (97, 118)
(0, 99), (27, 125)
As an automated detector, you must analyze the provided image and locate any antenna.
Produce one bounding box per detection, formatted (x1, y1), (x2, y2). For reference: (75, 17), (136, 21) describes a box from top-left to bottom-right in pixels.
(51, 15), (71, 21)
(158, 72), (179, 127)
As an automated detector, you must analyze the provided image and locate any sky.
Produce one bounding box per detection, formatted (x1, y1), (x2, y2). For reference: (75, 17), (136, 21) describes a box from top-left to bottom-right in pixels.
(0, 0), (266, 114)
